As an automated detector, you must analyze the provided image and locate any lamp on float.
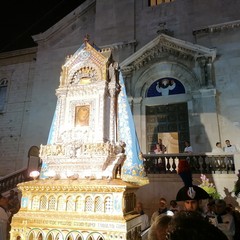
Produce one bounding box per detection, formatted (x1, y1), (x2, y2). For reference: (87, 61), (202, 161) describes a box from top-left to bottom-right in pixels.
(29, 171), (40, 180)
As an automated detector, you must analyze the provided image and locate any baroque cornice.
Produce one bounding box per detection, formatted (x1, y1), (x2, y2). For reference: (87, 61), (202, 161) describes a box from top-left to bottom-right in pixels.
(120, 34), (216, 73)
(100, 40), (137, 51)
(193, 19), (240, 36)
(32, 0), (96, 44)
(13, 213), (127, 224)
(18, 179), (140, 193)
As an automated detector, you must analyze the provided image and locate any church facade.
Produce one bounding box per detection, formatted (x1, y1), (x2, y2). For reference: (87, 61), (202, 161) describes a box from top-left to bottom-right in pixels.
(0, 0), (240, 175)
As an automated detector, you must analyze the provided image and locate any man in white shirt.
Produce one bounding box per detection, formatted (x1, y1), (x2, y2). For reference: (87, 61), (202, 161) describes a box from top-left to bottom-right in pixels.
(150, 197), (174, 224)
(184, 141), (193, 153)
(211, 199), (235, 240)
(212, 142), (224, 153)
(224, 140), (238, 153)
(135, 201), (150, 232)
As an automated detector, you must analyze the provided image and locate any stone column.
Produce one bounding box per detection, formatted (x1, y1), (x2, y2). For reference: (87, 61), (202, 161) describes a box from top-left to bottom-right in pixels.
(206, 57), (214, 87)
(108, 62), (120, 143)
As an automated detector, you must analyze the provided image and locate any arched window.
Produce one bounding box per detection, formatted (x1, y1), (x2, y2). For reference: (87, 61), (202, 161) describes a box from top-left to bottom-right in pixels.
(104, 196), (113, 213)
(48, 195), (56, 210)
(40, 195), (47, 210)
(85, 196), (94, 212)
(146, 78), (185, 97)
(95, 196), (103, 212)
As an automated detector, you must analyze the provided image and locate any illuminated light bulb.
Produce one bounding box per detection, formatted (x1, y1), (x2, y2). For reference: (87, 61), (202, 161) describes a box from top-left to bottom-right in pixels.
(29, 171), (40, 180)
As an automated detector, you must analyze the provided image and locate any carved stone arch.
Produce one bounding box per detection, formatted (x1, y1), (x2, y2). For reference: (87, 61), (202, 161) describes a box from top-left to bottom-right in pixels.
(66, 231), (84, 240)
(134, 62), (199, 98)
(67, 62), (103, 85)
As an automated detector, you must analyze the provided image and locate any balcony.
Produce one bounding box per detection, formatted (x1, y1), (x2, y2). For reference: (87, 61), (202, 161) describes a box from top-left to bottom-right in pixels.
(142, 153), (236, 175)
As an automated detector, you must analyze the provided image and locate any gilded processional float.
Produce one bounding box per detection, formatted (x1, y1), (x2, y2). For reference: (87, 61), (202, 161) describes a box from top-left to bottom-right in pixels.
(10, 39), (149, 240)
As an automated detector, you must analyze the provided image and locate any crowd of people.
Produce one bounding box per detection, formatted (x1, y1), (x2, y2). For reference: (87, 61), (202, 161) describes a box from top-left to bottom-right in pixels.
(0, 190), (20, 240)
(139, 196), (240, 240)
(138, 157), (240, 240)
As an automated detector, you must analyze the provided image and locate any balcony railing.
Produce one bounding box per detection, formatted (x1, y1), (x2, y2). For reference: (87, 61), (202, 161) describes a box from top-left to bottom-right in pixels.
(142, 153), (235, 174)
(0, 153), (235, 194)
(0, 155), (41, 194)
(0, 168), (31, 194)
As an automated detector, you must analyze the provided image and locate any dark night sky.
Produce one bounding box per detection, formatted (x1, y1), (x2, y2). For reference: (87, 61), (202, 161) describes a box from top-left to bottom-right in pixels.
(0, 0), (86, 53)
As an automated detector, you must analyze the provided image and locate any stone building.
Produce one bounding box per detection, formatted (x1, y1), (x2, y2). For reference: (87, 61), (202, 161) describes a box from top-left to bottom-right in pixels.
(0, 0), (240, 186)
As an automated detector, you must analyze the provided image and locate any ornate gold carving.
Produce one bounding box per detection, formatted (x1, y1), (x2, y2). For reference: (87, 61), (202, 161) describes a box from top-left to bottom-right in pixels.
(40, 142), (116, 157)
(71, 66), (98, 85)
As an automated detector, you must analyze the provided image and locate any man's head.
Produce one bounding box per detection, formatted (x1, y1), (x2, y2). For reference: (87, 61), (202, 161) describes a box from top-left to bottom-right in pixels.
(214, 199), (227, 215)
(135, 201), (144, 214)
(158, 197), (167, 210)
(170, 200), (177, 208)
(225, 140), (231, 146)
(184, 199), (199, 212)
(148, 215), (172, 240)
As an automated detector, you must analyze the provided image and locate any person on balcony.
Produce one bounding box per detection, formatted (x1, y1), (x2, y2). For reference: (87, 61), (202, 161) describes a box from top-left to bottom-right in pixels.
(154, 139), (167, 154)
(154, 144), (163, 154)
(224, 140), (238, 153)
(183, 140), (193, 154)
(212, 142), (224, 153)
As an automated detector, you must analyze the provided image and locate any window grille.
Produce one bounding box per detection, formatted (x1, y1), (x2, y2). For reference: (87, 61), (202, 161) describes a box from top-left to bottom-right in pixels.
(32, 196), (39, 210)
(40, 195), (47, 210)
(57, 196), (66, 211)
(48, 196), (56, 210)
(104, 196), (113, 213)
(85, 196), (94, 212)
(95, 196), (103, 212)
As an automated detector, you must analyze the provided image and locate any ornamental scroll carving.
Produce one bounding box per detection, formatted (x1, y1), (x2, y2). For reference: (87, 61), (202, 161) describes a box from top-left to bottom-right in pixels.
(40, 142), (117, 158)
